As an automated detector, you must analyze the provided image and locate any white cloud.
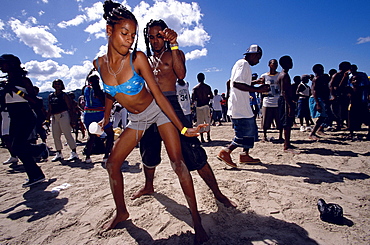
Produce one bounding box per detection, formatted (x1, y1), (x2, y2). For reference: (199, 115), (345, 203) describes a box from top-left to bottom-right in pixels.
(8, 18), (72, 58)
(178, 26), (210, 47)
(81, 0), (210, 53)
(25, 59), (70, 81)
(65, 60), (94, 91)
(95, 44), (108, 59)
(58, 2), (103, 28)
(84, 19), (106, 39)
(357, 36), (370, 44)
(25, 59), (93, 92)
(204, 67), (222, 73)
(185, 48), (207, 60)
(133, 0), (210, 51)
(58, 15), (86, 28)
(0, 20), (5, 30)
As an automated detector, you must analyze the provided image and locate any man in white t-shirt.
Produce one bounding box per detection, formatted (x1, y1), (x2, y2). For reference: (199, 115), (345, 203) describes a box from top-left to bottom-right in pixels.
(211, 89), (222, 126)
(217, 44), (269, 168)
(176, 79), (192, 124)
(257, 59), (283, 141)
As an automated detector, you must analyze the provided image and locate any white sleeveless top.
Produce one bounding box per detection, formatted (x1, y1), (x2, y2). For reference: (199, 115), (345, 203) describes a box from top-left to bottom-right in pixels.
(176, 81), (191, 116)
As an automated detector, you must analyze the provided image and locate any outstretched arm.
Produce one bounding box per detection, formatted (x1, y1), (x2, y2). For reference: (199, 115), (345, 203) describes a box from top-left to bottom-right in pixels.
(135, 51), (203, 136)
(234, 82), (270, 93)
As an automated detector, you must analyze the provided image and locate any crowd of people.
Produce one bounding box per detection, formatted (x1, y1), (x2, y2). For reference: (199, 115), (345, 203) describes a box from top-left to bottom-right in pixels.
(0, 0), (369, 243)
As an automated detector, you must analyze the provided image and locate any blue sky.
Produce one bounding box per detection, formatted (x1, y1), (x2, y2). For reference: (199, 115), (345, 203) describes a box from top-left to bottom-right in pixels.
(1, 0), (369, 93)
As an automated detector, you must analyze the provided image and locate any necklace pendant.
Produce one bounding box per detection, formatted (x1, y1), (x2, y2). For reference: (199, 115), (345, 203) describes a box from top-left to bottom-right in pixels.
(153, 69), (158, 75)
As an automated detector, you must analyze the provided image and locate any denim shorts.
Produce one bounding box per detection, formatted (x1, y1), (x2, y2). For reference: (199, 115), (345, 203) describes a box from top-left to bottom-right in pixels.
(231, 117), (257, 149)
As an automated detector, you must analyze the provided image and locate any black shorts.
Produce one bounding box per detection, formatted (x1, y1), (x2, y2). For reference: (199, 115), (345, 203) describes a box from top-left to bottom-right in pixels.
(139, 95), (207, 171)
(278, 96), (295, 129)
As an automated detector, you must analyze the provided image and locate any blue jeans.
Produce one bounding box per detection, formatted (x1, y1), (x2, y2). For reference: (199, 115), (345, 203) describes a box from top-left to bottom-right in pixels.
(231, 117), (257, 150)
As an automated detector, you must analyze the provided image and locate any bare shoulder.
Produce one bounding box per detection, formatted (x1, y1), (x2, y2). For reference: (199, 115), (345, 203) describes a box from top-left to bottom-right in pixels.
(93, 56), (105, 69)
(134, 51), (147, 60)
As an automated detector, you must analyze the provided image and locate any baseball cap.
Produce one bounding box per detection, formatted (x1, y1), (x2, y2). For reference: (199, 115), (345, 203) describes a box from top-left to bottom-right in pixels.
(243, 44), (262, 55)
(0, 54), (21, 66)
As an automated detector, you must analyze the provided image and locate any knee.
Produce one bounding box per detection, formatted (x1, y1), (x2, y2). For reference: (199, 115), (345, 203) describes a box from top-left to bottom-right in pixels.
(170, 159), (188, 176)
(105, 160), (121, 174)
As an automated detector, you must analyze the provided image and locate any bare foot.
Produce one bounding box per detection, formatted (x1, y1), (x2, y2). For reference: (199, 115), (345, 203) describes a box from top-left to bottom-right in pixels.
(215, 195), (237, 208)
(316, 131), (327, 136)
(194, 225), (209, 245)
(130, 186), (154, 200)
(102, 211), (129, 231)
(308, 134), (320, 141)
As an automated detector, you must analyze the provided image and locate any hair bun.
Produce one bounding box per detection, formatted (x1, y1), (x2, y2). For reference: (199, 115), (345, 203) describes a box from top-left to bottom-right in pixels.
(103, 0), (119, 20)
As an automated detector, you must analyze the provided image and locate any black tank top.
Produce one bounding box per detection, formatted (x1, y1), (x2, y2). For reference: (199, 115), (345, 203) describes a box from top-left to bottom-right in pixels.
(49, 92), (68, 114)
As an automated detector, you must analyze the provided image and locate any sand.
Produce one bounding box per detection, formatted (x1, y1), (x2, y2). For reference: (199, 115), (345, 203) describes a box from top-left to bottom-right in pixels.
(0, 119), (369, 245)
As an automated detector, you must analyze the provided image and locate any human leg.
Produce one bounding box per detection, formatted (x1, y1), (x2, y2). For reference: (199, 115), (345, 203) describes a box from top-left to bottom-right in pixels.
(51, 114), (63, 151)
(59, 111), (77, 151)
(102, 128), (141, 230)
(309, 117), (325, 140)
(8, 104), (45, 184)
(103, 125), (114, 160)
(197, 163), (237, 207)
(158, 122), (208, 243)
(279, 97), (297, 152)
(84, 132), (96, 161)
(131, 124), (162, 200)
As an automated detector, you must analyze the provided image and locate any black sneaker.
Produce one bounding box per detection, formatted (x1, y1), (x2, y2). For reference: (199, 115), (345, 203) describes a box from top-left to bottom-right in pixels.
(22, 176), (46, 188)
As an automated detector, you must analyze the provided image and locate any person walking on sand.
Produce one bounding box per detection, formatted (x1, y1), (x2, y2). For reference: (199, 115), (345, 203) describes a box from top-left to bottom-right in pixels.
(277, 55), (299, 153)
(45, 79), (79, 162)
(0, 54), (48, 188)
(217, 44), (269, 168)
(132, 19), (236, 209)
(95, 3), (208, 243)
(192, 72), (213, 142)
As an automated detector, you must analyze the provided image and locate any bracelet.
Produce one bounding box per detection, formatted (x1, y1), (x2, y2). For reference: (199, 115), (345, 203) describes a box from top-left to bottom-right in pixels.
(181, 127), (188, 135)
(170, 46), (179, 51)
(169, 42), (178, 47)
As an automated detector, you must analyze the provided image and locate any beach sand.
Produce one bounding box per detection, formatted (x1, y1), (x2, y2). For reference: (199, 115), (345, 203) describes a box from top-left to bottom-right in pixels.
(1, 119), (369, 245)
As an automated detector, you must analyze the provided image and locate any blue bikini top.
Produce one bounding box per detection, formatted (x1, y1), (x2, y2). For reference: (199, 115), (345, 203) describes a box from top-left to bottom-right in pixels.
(96, 53), (145, 97)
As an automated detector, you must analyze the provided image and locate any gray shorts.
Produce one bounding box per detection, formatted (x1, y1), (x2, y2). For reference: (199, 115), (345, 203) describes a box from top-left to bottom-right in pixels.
(126, 100), (170, 131)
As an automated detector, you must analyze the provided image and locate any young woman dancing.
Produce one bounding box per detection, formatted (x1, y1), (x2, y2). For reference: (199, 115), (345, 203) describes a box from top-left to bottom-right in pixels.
(95, 1), (208, 243)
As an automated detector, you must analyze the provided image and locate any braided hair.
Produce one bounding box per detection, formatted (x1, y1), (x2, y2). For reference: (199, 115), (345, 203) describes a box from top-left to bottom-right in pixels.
(143, 19), (170, 57)
(103, 0), (138, 59)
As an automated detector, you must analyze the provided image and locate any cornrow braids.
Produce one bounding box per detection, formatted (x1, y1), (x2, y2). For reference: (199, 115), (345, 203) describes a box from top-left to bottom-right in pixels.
(143, 19), (170, 57)
(103, 0), (138, 59)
